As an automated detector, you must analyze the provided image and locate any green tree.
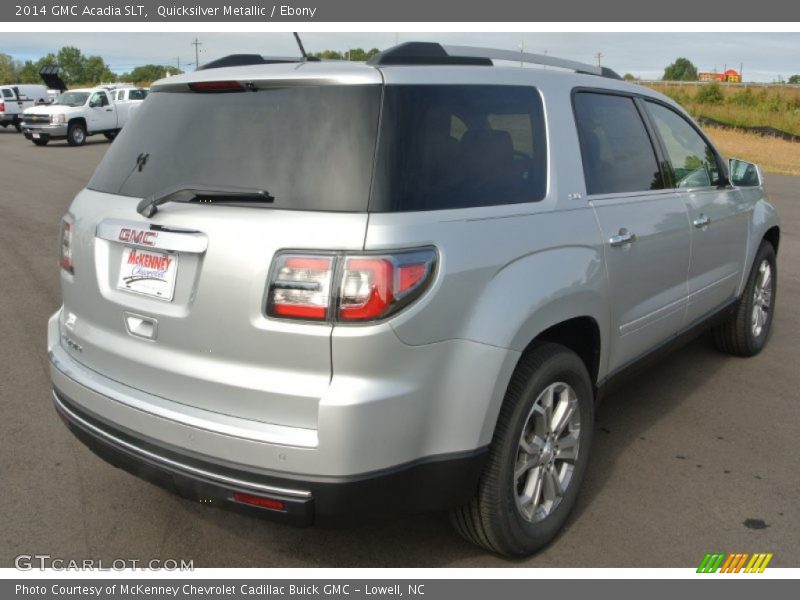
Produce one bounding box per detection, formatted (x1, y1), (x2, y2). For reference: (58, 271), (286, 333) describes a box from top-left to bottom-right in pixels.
(312, 47), (381, 61)
(0, 53), (18, 83)
(662, 57), (698, 81)
(789, 75), (800, 84)
(120, 64), (181, 84)
(312, 50), (344, 60)
(622, 72), (637, 81)
(56, 46), (86, 84)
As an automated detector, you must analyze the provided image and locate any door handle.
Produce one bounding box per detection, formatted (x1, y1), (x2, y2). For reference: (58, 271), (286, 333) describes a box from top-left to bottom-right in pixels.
(693, 215), (711, 228)
(609, 228), (636, 247)
(105, 108), (113, 112)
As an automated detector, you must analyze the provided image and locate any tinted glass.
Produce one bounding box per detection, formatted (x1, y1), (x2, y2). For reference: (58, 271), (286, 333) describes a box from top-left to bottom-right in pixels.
(370, 85), (547, 211)
(88, 86), (382, 212)
(573, 92), (664, 195)
(645, 102), (721, 188)
(1, 88), (13, 99)
(128, 89), (148, 100)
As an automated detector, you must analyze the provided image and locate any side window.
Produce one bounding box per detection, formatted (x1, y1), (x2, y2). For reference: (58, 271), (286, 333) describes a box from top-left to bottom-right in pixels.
(573, 92), (664, 195)
(372, 85), (547, 212)
(645, 102), (721, 189)
(116, 90), (125, 101)
(1, 89), (13, 99)
(91, 91), (109, 106)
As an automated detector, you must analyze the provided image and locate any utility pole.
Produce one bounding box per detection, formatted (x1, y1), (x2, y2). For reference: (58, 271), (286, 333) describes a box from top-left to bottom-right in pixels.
(740, 62), (744, 83)
(175, 56), (181, 72)
(595, 52), (603, 67)
(191, 37), (203, 69)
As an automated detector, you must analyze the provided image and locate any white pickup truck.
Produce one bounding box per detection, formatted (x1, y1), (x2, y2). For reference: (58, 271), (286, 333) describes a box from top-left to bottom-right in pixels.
(0, 84), (51, 132)
(21, 85), (148, 146)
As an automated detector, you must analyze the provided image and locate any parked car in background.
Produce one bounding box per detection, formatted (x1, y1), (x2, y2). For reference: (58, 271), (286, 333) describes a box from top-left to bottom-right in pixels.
(0, 84), (51, 132)
(48, 43), (780, 557)
(21, 85), (146, 146)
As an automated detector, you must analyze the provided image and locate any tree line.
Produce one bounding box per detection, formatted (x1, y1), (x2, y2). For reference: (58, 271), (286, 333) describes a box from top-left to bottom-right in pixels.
(0, 46), (383, 88)
(0, 46), (183, 87)
(657, 57), (799, 84)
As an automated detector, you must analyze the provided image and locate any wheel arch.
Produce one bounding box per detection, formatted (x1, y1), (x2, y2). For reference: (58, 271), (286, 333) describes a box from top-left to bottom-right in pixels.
(763, 225), (780, 254)
(68, 116), (87, 130)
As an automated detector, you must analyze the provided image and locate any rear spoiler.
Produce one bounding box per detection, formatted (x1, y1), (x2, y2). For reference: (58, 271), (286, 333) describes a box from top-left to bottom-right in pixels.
(39, 65), (67, 93)
(197, 54), (320, 71)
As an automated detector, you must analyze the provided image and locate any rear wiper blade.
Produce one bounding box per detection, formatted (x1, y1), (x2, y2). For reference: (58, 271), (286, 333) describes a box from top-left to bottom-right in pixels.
(137, 186), (275, 218)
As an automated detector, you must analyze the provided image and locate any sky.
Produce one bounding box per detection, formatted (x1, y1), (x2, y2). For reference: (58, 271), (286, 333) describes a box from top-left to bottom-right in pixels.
(1, 32), (799, 81)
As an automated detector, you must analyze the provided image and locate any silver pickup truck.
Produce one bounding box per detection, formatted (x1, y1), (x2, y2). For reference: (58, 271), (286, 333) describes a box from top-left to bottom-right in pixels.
(48, 43), (779, 556)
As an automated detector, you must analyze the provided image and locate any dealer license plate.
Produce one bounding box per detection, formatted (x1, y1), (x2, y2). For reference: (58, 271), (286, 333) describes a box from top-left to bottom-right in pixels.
(116, 247), (178, 301)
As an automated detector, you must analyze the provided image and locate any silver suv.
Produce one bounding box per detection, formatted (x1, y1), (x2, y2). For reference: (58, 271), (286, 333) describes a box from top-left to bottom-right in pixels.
(48, 43), (780, 557)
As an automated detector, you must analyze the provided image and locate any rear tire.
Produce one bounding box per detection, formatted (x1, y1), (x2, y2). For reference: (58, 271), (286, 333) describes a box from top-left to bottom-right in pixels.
(66, 122), (86, 146)
(713, 241), (777, 357)
(450, 342), (594, 557)
(103, 130), (118, 141)
(14, 123), (22, 133)
(32, 138), (48, 146)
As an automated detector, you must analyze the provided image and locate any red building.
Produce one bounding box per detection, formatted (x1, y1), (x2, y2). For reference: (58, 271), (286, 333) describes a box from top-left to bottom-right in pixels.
(698, 69), (741, 83)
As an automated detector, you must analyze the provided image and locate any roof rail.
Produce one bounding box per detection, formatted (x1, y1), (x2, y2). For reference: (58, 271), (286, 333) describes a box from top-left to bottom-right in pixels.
(368, 42), (621, 80)
(197, 54), (321, 71)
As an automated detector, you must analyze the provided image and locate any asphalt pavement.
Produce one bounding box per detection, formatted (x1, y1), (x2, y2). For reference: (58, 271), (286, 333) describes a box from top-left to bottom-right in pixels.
(0, 127), (797, 568)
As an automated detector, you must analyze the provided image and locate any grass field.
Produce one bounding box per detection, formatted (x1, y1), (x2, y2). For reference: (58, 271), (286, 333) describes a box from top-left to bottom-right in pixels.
(644, 83), (800, 136)
(704, 125), (800, 176)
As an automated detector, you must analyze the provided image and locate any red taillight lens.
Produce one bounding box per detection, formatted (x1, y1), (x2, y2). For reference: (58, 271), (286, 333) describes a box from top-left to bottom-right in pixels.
(60, 217), (74, 274)
(339, 258), (394, 321)
(188, 80), (244, 93)
(267, 255), (334, 321)
(267, 248), (436, 323)
(0, 102), (5, 112)
(231, 492), (285, 511)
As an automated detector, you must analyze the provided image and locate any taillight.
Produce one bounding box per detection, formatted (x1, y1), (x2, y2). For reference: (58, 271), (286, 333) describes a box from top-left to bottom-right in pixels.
(267, 248), (437, 323)
(267, 254), (334, 321)
(0, 102), (5, 112)
(188, 80), (244, 93)
(59, 216), (74, 274)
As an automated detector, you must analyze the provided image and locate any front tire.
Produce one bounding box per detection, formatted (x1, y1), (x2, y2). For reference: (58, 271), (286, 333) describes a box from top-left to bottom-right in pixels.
(450, 342), (594, 557)
(713, 241), (777, 357)
(66, 122), (86, 146)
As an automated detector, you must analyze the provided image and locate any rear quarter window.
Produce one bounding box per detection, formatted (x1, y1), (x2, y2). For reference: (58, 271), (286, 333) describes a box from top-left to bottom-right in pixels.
(370, 85), (547, 212)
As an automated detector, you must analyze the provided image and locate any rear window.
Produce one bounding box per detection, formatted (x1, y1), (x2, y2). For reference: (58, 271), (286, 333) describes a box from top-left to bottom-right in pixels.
(573, 92), (665, 195)
(88, 84), (547, 213)
(89, 85), (382, 212)
(1, 88), (13, 99)
(370, 85), (547, 211)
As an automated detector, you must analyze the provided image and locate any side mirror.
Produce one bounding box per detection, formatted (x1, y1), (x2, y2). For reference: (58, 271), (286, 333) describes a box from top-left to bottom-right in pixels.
(729, 158), (764, 187)
(88, 100), (99, 108)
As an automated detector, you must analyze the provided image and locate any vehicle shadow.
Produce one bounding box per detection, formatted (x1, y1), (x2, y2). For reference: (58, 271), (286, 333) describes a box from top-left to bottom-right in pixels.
(177, 333), (729, 568)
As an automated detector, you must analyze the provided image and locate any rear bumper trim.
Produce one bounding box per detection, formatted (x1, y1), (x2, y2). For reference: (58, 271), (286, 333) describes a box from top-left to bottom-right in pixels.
(53, 389), (311, 499)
